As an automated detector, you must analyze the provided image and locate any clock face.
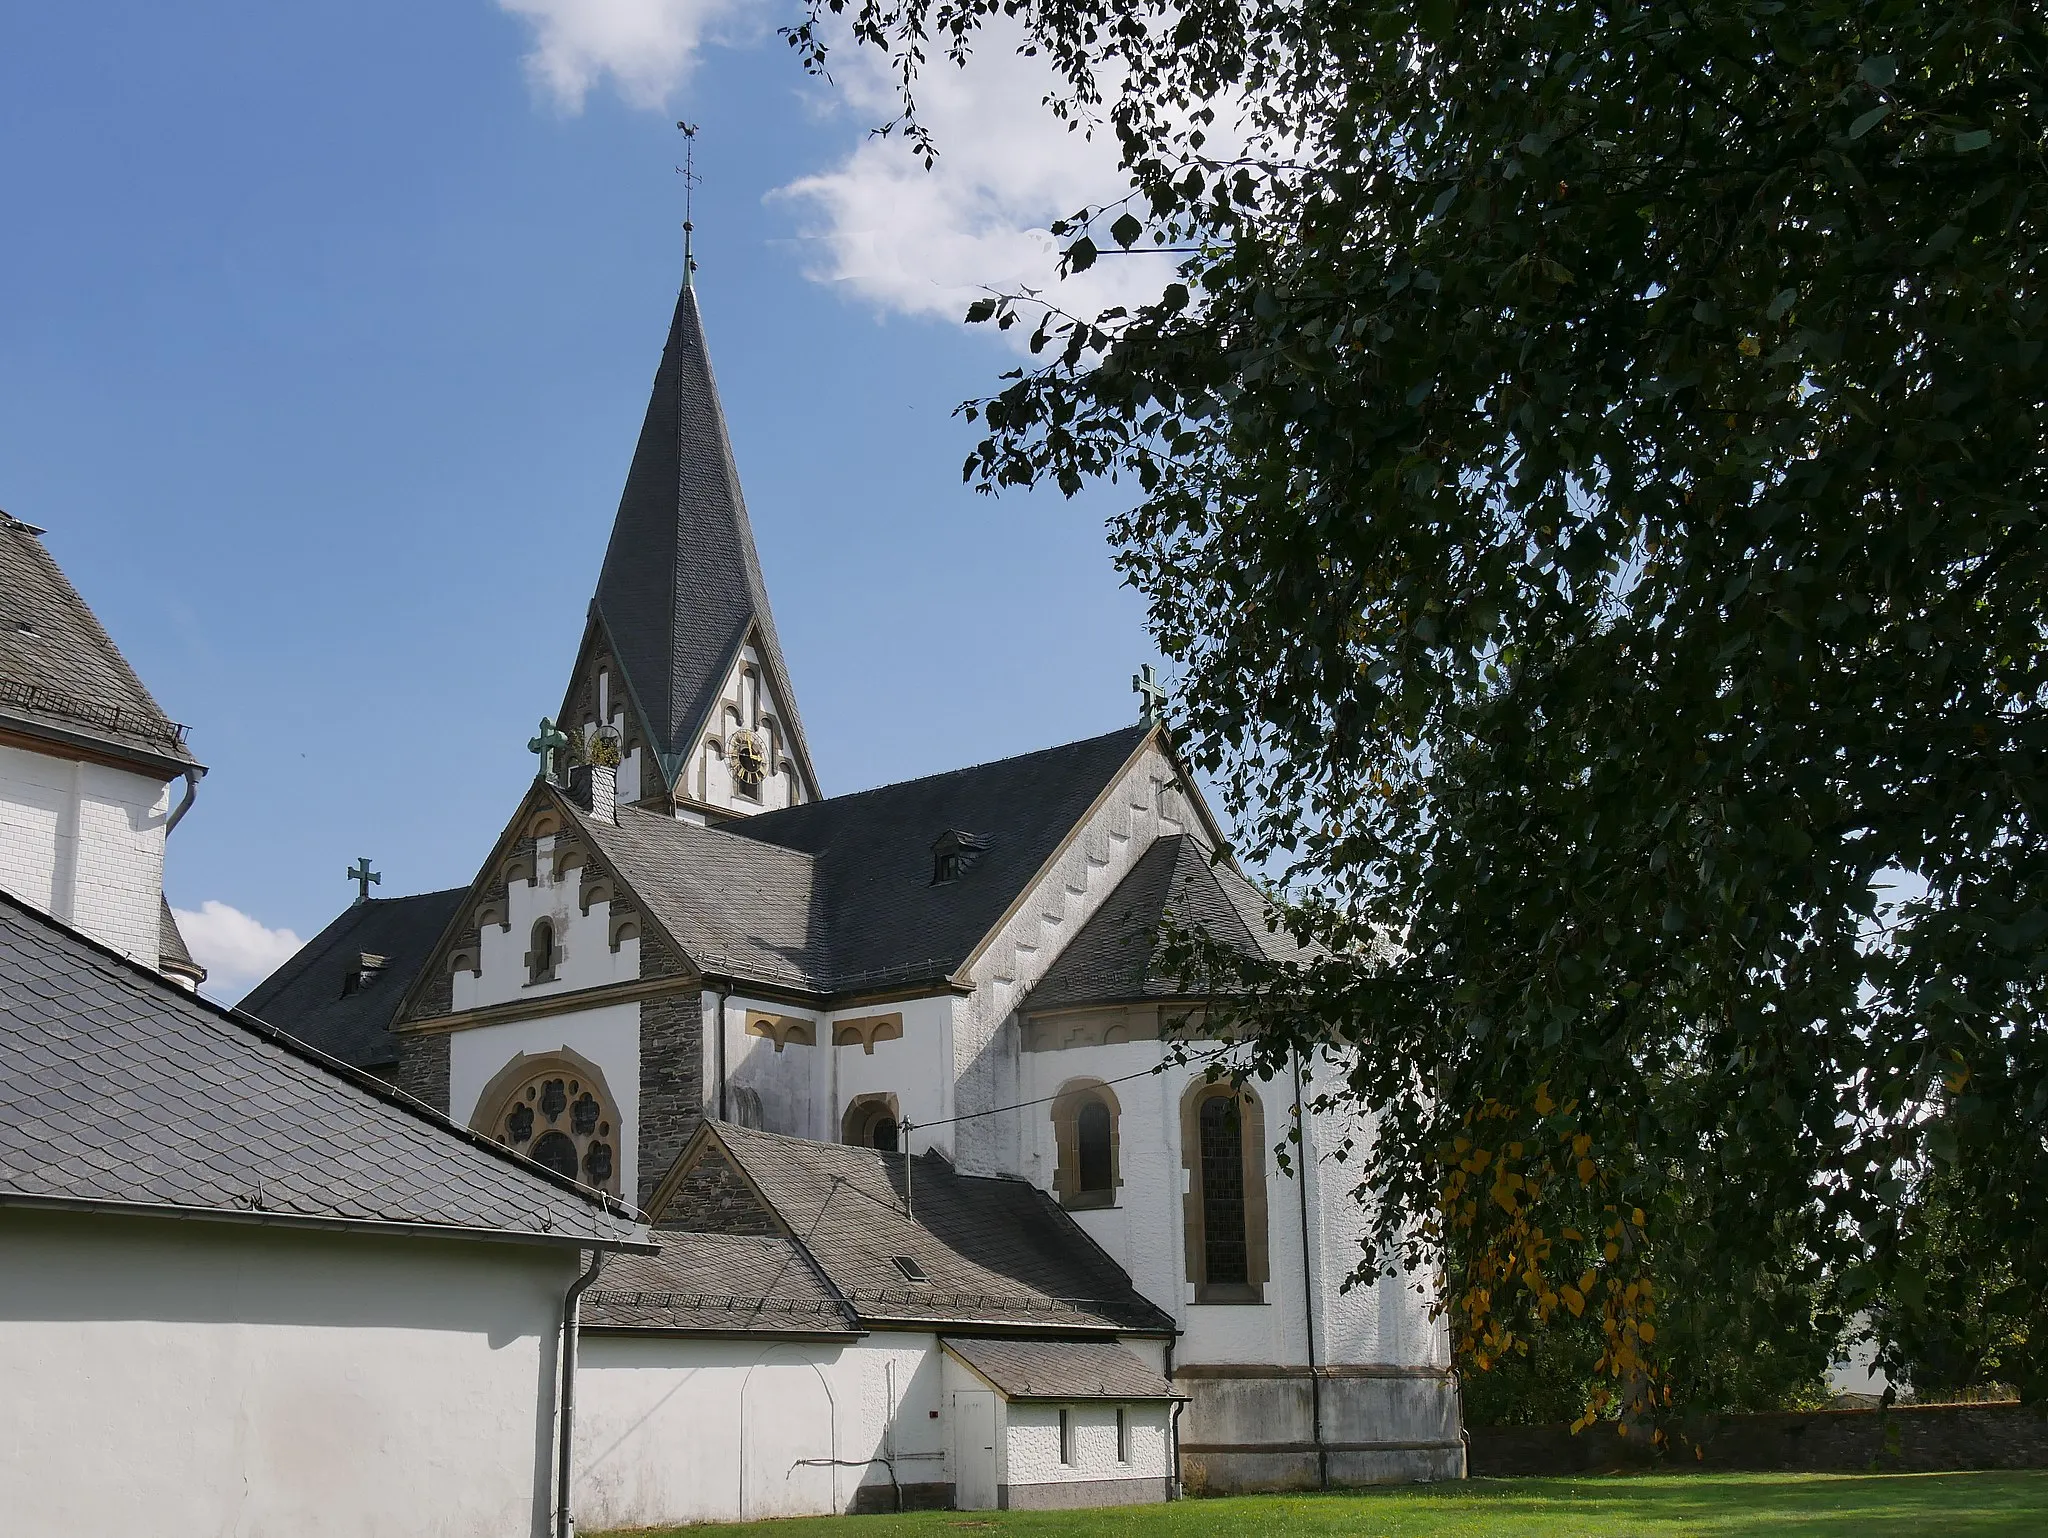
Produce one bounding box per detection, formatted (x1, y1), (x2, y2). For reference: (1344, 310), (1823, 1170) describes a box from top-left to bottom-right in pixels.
(729, 729), (768, 787)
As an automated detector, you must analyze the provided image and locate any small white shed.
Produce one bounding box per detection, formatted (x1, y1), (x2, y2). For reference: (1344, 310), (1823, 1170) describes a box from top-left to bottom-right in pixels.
(942, 1337), (1183, 1510)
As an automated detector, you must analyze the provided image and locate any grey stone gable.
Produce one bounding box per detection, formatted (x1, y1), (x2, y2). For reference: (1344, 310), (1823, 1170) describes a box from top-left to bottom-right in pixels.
(657, 1122), (1176, 1334)
(585, 1234), (859, 1336)
(584, 280), (816, 799)
(0, 891), (645, 1250)
(239, 887), (467, 1071)
(1021, 834), (1314, 1013)
(944, 1337), (1185, 1401)
(0, 511), (198, 771)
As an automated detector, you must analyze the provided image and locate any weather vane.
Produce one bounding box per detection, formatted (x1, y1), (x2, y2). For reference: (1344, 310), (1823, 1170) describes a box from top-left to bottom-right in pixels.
(675, 121), (701, 282)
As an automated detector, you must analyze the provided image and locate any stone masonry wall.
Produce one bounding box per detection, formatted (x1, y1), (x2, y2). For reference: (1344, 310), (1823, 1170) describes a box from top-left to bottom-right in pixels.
(653, 1145), (779, 1235)
(637, 990), (703, 1209)
(1469, 1401), (2048, 1476)
(394, 1031), (451, 1115)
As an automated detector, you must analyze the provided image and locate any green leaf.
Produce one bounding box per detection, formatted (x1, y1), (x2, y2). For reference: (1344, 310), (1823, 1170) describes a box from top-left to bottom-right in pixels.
(1954, 128), (1992, 153)
(1110, 212), (1144, 250)
(1858, 56), (1896, 87)
(964, 298), (998, 324)
(1767, 288), (1797, 321)
(1849, 104), (1890, 139)
(1066, 236), (1098, 273)
(1418, 0), (1456, 42)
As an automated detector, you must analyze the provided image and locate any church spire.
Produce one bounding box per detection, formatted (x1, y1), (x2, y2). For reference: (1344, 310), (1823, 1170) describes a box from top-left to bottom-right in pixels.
(566, 278), (820, 817)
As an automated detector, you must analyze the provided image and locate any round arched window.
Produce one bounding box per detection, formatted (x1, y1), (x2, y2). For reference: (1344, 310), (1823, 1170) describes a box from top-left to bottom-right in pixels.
(483, 1060), (619, 1195)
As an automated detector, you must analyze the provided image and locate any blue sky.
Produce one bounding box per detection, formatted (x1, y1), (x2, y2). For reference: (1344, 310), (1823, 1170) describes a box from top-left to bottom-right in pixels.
(0, 2), (1169, 996)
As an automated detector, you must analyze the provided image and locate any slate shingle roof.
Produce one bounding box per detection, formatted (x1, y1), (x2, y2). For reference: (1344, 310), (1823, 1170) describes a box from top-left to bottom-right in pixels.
(583, 1234), (857, 1335)
(588, 282), (816, 799)
(666, 1123), (1174, 1334)
(569, 727), (1153, 998)
(238, 888), (467, 1071)
(944, 1336), (1184, 1400)
(1022, 834), (1313, 1013)
(0, 891), (645, 1249)
(0, 512), (197, 770)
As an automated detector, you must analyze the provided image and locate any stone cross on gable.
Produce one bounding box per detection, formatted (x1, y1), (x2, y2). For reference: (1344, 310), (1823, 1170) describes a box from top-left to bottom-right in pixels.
(1133, 664), (1169, 727)
(346, 857), (380, 906)
(528, 718), (570, 783)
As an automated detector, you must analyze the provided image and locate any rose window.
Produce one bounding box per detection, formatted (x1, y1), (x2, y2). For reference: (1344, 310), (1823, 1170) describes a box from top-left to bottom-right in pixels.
(487, 1066), (619, 1196)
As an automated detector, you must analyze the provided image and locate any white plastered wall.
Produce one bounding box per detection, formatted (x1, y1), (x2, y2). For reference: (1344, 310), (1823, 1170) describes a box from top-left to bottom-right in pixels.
(951, 741), (1201, 1177)
(1001, 1400), (1173, 1489)
(0, 1208), (575, 1538)
(685, 642), (806, 816)
(575, 1332), (942, 1529)
(448, 1003), (642, 1199)
(456, 832), (641, 1014)
(0, 742), (168, 967)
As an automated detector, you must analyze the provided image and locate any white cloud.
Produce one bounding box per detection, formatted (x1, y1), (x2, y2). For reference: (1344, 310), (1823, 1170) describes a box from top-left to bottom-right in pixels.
(173, 901), (303, 1003)
(497, 0), (754, 112)
(497, 2), (1176, 330)
(774, 30), (1180, 329)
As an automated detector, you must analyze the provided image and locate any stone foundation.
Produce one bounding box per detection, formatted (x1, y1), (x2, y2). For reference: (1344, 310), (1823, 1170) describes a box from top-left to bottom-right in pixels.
(1176, 1365), (1464, 1494)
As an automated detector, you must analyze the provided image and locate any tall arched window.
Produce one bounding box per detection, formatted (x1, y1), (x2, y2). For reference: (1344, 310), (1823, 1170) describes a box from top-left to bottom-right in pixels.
(1181, 1082), (1268, 1302)
(1050, 1081), (1122, 1210)
(526, 917), (557, 984)
(473, 1052), (620, 1196)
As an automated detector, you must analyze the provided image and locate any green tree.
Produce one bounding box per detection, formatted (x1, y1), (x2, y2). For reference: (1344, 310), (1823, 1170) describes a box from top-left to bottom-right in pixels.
(796, 0), (2048, 1411)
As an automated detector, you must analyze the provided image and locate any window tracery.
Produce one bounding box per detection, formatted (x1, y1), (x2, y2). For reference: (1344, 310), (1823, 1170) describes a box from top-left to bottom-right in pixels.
(478, 1056), (620, 1196)
(1180, 1081), (1268, 1302)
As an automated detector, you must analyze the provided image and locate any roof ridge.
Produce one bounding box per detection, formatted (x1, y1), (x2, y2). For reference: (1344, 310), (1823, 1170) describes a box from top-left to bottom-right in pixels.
(731, 724), (1150, 836)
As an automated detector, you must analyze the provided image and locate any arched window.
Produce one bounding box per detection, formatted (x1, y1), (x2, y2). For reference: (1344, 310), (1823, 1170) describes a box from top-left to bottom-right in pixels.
(1181, 1082), (1269, 1302)
(473, 1052), (620, 1196)
(842, 1093), (901, 1152)
(526, 917), (557, 984)
(1050, 1081), (1122, 1210)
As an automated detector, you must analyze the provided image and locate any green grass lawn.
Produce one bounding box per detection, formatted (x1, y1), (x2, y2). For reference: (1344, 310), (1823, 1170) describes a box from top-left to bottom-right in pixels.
(597, 1471), (2048, 1538)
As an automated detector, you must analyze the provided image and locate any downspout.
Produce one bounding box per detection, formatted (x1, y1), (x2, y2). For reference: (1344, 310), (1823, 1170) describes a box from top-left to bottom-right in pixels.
(556, 1249), (606, 1538)
(713, 984), (730, 1120)
(1293, 1049), (1327, 1491)
(1165, 1337), (1184, 1501)
(163, 767), (202, 836)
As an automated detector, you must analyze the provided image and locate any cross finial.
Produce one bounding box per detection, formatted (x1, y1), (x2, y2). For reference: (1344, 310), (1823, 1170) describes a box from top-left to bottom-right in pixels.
(528, 717), (570, 782)
(346, 857), (380, 906)
(675, 121), (701, 285)
(1133, 664), (1169, 727)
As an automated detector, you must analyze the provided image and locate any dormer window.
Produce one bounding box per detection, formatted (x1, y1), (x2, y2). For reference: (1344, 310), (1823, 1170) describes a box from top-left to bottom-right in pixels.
(931, 829), (988, 884)
(339, 951), (387, 998)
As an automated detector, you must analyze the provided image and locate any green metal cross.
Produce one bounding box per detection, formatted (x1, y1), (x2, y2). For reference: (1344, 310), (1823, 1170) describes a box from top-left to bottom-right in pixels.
(1133, 664), (1169, 727)
(528, 717), (570, 782)
(346, 857), (380, 906)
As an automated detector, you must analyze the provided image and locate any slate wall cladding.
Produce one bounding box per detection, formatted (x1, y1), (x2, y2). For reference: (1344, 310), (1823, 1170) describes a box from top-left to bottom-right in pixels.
(1468, 1401), (2048, 1476)
(638, 991), (703, 1209)
(654, 1146), (780, 1235)
(394, 1031), (451, 1114)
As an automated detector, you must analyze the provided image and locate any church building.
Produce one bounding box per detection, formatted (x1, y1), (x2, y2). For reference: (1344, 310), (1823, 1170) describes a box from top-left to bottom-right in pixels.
(247, 272), (1462, 1527)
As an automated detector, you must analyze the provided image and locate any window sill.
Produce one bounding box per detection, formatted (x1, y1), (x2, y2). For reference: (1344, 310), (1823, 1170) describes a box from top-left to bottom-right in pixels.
(1061, 1193), (1119, 1212)
(1192, 1286), (1266, 1306)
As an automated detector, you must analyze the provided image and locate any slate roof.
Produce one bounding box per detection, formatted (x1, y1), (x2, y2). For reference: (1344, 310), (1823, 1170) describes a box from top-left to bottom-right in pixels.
(582, 1234), (857, 1335)
(1023, 834), (1312, 1013)
(944, 1336), (1183, 1400)
(585, 281), (816, 799)
(0, 891), (646, 1250)
(0, 512), (198, 771)
(569, 727), (1153, 998)
(238, 888), (467, 1071)
(662, 1123), (1175, 1334)
(157, 898), (204, 984)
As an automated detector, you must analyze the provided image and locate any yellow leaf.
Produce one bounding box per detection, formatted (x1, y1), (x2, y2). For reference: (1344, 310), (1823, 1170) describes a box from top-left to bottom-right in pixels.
(1573, 1133), (1592, 1157)
(1534, 1083), (1555, 1115)
(1604, 1242), (1620, 1261)
(1638, 1322), (1656, 1343)
(1578, 1159), (1597, 1183)
(1561, 1285), (1585, 1317)
(1579, 1270), (1596, 1296)
(1632, 1208), (1646, 1227)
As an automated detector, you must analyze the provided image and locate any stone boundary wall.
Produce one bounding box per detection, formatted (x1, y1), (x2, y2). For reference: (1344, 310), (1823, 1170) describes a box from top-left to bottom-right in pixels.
(1469, 1401), (2048, 1476)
